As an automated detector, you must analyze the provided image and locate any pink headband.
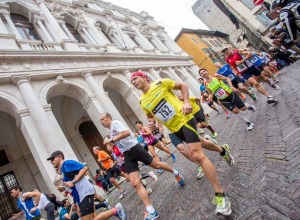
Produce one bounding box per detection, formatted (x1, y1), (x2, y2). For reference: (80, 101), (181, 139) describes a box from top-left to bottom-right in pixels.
(131, 71), (150, 83)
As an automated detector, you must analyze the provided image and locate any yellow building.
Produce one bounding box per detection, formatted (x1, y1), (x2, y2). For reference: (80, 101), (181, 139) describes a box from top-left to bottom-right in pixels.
(175, 29), (235, 74)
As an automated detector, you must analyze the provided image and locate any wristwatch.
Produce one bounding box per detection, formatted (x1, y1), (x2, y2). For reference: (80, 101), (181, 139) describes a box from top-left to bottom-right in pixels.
(72, 179), (77, 184)
(110, 137), (115, 144)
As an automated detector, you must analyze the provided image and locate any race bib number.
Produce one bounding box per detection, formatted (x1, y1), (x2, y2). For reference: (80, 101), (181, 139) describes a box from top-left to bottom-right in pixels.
(154, 132), (161, 139)
(215, 88), (227, 99)
(152, 99), (176, 122)
(228, 74), (235, 80)
(236, 63), (248, 72)
(250, 56), (259, 64)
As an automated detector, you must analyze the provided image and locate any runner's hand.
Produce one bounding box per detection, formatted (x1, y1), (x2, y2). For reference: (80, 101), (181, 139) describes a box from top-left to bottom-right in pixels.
(182, 103), (192, 115)
(30, 207), (37, 213)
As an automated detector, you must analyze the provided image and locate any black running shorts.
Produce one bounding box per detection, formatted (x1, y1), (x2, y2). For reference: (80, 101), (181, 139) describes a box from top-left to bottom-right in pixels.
(79, 195), (95, 217)
(123, 144), (153, 174)
(169, 133), (183, 147)
(173, 118), (200, 144)
(232, 77), (244, 89)
(219, 92), (245, 111)
(241, 65), (262, 80)
(194, 110), (206, 123)
(106, 165), (122, 179)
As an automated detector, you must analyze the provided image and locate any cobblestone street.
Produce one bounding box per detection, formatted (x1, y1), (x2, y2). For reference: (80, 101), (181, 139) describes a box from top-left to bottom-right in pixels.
(106, 61), (300, 220)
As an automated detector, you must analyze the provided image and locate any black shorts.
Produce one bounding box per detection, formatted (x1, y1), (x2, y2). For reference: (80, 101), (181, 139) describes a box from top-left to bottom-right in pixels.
(232, 77), (244, 89)
(194, 110), (206, 123)
(79, 195), (94, 217)
(212, 94), (218, 103)
(106, 165), (122, 179)
(219, 92), (245, 111)
(151, 138), (159, 146)
(123, 144), (153, 174)
(169, 133), (183, 147)
(158, 133), (165, 141)
(241, 65), (262, 80)
(173, 118), (200, 144)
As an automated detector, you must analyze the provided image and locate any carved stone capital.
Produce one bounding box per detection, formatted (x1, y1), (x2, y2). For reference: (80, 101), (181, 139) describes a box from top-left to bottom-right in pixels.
(105, 71), (111, 78)
(56, 75), (64, 83)
(81, 70), (93, 79)
(122, 68), (130, 74)
(0, 9), (10, 17)
(11, 75), (31, 86)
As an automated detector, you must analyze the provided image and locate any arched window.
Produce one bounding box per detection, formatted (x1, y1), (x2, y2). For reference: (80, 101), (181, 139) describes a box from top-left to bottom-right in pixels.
(11, 13), (40, 40)
(65, 23), (85, 43)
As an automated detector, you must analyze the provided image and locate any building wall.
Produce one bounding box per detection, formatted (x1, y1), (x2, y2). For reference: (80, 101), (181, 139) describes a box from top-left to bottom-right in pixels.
(0, 1), (202, 218)
(192, 0), (275, 51)
(176, 32), (234, 74)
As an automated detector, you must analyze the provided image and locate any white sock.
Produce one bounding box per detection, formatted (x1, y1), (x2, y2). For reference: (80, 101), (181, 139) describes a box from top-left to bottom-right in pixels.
(237, 112), (250, 123)
(173, 169), (179, 176)
(146, 205), (155, 214)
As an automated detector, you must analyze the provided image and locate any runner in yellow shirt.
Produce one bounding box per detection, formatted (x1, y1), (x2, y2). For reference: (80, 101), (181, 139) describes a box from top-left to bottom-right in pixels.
(131, 71), (232, 216)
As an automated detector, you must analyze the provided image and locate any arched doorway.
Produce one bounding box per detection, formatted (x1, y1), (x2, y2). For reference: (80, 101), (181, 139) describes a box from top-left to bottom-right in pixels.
(79, 121), (109, 161)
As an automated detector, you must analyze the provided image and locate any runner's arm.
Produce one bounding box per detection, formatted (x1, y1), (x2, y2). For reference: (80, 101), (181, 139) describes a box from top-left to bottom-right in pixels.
(236, 49), (252, 65)
(173, 81), (192, 115)
(215, 74), (233, 87)
(142, 126), (153, 135)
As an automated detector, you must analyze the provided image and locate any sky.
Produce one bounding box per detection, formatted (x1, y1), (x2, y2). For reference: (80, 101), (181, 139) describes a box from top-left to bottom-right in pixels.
(105, 0), (209, 39)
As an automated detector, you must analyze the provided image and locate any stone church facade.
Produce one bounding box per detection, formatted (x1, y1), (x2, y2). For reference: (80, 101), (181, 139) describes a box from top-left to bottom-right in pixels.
(0, 0), (200, 218)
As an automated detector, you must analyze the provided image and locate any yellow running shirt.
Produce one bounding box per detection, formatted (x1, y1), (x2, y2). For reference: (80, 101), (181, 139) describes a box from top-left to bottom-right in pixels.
(140, 79), (193, 133)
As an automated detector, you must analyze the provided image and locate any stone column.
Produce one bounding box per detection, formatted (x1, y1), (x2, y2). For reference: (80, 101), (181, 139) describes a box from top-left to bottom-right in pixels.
(60, 22), (75, 40)
(2, 12), (21, 39)
(82, 26), (96, 44)
(178, 66), (200, 96)
(149, 67), (161, 80)
(187, 65), (200, 79)
(161, 32), (182, 53)
(167, 67), (196, 96)
(151, 34), (169, 51)
(35, 18), (53, 41)
(0, 15), (8, 34)
(37, 0), (66, 41)
(12, 76), (77, 159)
(43, 20), (59, 42)
(81, 71), (129, 126)
(132, 26), (154, 50)
(82, 14), (107, 45)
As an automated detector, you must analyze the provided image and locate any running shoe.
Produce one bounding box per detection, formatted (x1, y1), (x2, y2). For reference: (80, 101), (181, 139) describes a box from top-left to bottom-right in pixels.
(171, 153), (177, 162)
(174, 169), (185, 186)
(198, 129), (205, 135)
(196, 166), (204, 179)
(157, 168), (164, 174)
(103, 199), (111, 210)
(119, 190), (127, 199)
(115, 203), (127, 220)
(212, 132), (218, 138)
(246, 122), (254, 131)
(267, 96), (279, 104)
(241, 94), (246, 100)
(248, 86), (254, 92)
(144, 211), (160, 220)
(212, 194), (232, 216)
(270, 83), (280, 90)
(274, 79), (280, 84)
(250, 93), (257, 101)
(204, 134), (218, 145)
(148, 171), (158, 181)
(221, 144), (234, 166)
(146, 187), (153, 195)
(141, 179), (147, 186)
(226, 112), (231, 119)
(206, 114), (211, 123)
(246, 103), (256, 112)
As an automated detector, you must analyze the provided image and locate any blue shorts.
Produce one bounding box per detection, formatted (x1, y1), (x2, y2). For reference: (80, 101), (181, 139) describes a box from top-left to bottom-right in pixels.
(241, 65), (262, 80)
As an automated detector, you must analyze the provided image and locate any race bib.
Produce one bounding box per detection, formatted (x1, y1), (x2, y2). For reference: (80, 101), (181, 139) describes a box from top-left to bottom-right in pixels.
(250, 56), (259, 64)
(227, 74), (235, 80)
(154, 132), (161, 139)
(236, 63), (248, 72)
(215, 88), (227, 99)
(152, 99), (176, 122)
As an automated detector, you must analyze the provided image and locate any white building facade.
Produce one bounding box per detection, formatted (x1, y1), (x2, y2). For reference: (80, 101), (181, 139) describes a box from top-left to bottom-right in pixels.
(0, 0), (201, 219)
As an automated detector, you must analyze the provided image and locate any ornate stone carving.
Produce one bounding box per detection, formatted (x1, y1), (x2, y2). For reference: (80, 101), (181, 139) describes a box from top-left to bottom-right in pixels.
(56, 75), (64, 83)
(23, 62), (31, 70)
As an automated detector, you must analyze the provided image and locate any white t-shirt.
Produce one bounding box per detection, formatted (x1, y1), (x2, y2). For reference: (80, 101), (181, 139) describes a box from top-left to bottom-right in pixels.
(110, 120), (138, 153)
(257, 52), (270, 63)
(37, 193), (50, 209)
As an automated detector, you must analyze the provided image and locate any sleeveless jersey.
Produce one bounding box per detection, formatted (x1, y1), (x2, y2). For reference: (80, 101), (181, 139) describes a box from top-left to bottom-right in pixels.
(226, 49), (253, 74)
(206, 77), (232, 100)
(249, 53), (263, 67)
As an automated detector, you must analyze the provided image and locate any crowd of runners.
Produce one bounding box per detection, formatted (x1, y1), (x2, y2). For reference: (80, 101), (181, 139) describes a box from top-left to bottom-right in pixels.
(10, 0), (300, 219)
